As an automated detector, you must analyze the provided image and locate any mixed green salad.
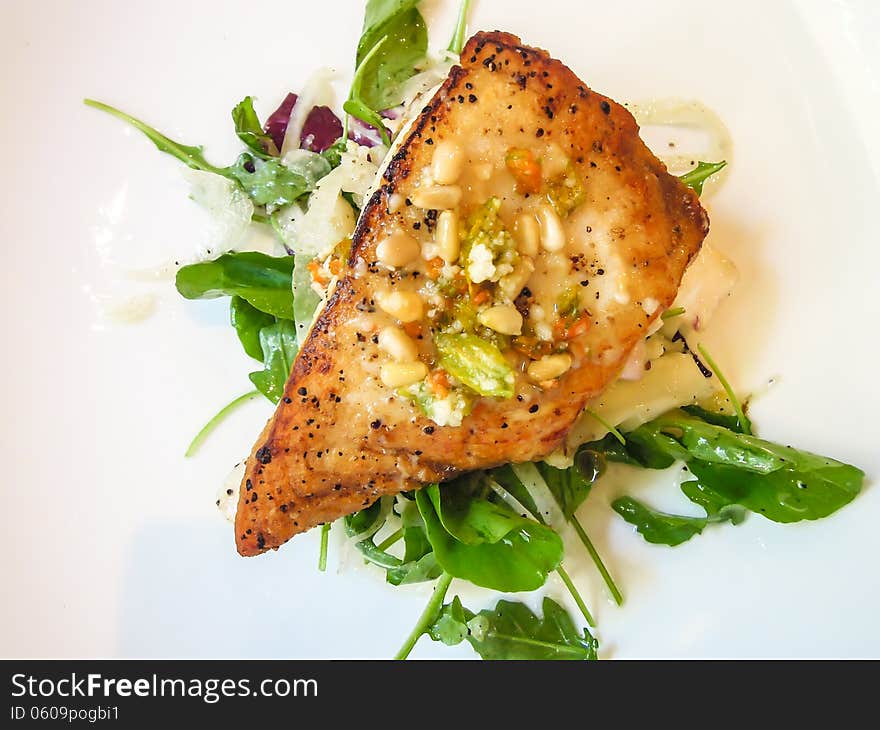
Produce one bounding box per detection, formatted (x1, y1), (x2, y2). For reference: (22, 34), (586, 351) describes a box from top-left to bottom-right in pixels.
(86, 0), (864, 660)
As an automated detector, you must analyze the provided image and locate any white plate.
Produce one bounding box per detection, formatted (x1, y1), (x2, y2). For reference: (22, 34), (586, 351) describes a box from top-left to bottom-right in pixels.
(2, 0), (878, 658)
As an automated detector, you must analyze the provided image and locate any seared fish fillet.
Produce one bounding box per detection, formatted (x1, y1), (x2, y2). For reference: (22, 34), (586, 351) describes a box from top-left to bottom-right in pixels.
(236, 31), (709, 556)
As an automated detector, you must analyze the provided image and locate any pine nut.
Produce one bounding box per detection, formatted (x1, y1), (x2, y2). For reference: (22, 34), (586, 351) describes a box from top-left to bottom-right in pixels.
(513, 213), (540, 257)
(527, 352), (573, 382)
(380, 361), (428, 388)
(498, 256), (534, 301)
(376, 231), (420, 268)
(410, 185), (462, 210)
(432, 140), (465, 184)
(435, 210), (460, 263)
(537, 204), (566, 252)
(478, 305), (523, 335)
(542, 143), (569, 180)
(378, 326), (419, 362)
(377, 290), (424, 322)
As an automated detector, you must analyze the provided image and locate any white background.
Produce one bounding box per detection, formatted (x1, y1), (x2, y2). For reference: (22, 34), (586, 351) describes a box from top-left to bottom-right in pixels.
(1, 0), (878, 658)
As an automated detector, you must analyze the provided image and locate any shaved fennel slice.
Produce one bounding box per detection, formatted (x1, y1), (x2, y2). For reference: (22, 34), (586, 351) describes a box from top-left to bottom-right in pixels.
(292, 253), (322, 348)
(487, 478), (535, 520)
(510, 463), (566, 532)
(548, 352), (718, 467)
(183, 169), (254, 256)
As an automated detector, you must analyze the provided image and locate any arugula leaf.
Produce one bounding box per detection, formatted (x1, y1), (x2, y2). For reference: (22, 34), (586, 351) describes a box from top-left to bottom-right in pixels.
(536, 460), (593, 519)
(430, 596), (598, 660)
(320, 137), (349, 170)
(347, 0), (428, 142)
(387, 499), (443, 585)
(358, 7), (427, 111)
(681, 404), (745, 433)
(612, 498), (701, 545)
(602, 408), (864, 543)
(639, 412), (787, 473)
(416, 482), (563, 592)
(344, 499), (386, 540)
(226, 154), (310, 212)
(175, 252), (295, 320)
(231, 97), (279, 157)
(429, 595), (471, 646)
(84, 99), (226, 175)
(492, 457), (623, 606)
(679, 161), (727, 195)
(687, 455), (863, 523)
(230, 296), (275, 361)
(447, 0), (471, 54)
(343, 500), (442, 586)
(248, 320), (298, 403)
(344, 40), (393, 146)
(85, 100), (329, 212)
(679, 479), (746, 523)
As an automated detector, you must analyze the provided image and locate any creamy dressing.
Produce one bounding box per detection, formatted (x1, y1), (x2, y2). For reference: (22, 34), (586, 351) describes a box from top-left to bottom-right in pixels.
(627, 98), (733, 196)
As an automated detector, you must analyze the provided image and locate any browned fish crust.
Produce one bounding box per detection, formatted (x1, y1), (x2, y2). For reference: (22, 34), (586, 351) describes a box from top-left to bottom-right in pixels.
(235, 31), (709, 556)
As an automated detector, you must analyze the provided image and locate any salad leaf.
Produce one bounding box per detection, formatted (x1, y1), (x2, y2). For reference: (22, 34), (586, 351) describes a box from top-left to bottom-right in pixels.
(343, 499), (442, 586)
(347, 0), (428, 142)
(356, 0), (421, 66)
(536, 459), (593, 519)
(85, 100), (329, 212)
(320, 137), (350, 169)
(491, 457), (623, 606)
(679, 161), (727, 196)
(230, 296), (275, 361)
(416, 482), (563, 592)
(358, 7), (427, 111)
(679, 479), (747, 523)
(681, 404), (746, 433)
(429, 595), (471, 646)
(226, 153), (311, 212)
(248, 320), (298, 403)
(435, 333), (515, 399)
(686, 455), (863, 524)
(175, 252), (295, 320)
(84, 99), (226, 176)
(387, 499), (443, 585)
(600, 408), (864, 544)
(638, 412), (787, 473)
(232, 96), (279, 157)
(345, 40), (393, 146)
(430, 596), (598, 660)
(611, 496), (743, 546)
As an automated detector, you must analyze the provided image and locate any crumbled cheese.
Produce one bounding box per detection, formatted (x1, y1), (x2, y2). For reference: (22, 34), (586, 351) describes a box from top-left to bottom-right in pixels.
(423, 392), (470, 427)
(440, 262), (461, 280)
(468, 243), (496, 283)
